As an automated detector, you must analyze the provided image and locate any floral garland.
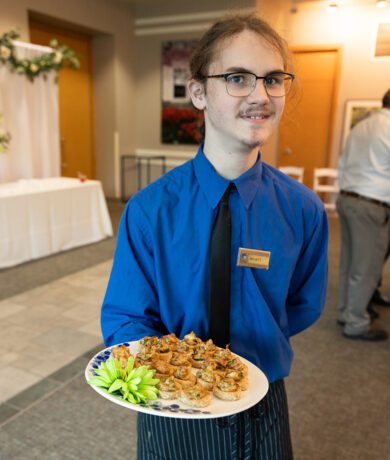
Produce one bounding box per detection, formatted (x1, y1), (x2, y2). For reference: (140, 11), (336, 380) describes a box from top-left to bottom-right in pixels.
(0, 29), (80, 82)
(0, 114), (11, 154)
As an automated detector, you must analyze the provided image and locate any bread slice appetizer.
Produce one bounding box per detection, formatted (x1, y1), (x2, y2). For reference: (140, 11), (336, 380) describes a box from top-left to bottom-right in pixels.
(172, 341), (194, 357)
(196, 366), (220, 390)
(212, 346), (233, 362)
(213, 358), (228, 377)
(161, 333), (179, 348)
(157, 376), (182, 400)
(204, 339), (217, 353)
(153, 339), (173, 362)
(224, 369), (249, 391)
(183, 331), (202, 348)
(213, 378), (241, 401)
(151, 359), (175, 380)
(170, 352), (191, 367)
(173, 365), (197, 389)
(179, 384), (212, 408)
(226, 356), (248, 375)
(138, 336), (159, 353)
(133, 332), (251, 406)
(134, 349), (155, 368)
(191, 346), (210, 368)
(111, 345), (131, 368)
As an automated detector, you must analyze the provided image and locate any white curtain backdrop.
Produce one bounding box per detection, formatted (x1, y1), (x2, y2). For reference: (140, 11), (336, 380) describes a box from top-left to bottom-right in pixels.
(0, 41), (60, 183)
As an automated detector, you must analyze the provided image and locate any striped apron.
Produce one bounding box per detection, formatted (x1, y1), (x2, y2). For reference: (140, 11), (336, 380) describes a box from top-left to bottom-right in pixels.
(137, 380), (293, 460)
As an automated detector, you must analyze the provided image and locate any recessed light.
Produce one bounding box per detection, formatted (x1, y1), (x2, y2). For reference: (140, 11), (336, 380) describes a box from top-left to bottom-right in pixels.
(376, 0), (388, 8)
(327, 2), (338, 12)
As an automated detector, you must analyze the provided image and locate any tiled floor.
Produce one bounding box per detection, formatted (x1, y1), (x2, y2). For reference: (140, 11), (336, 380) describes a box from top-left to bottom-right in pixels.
(0, 261), (111, 402)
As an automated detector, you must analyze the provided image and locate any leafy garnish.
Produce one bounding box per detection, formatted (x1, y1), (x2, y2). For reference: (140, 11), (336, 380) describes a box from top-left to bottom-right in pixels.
(88, 356), (159, 404)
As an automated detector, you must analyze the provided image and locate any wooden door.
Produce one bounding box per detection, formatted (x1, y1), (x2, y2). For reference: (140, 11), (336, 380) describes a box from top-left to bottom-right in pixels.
(278, 48), (339, 188)
(29, 21), (95, 179)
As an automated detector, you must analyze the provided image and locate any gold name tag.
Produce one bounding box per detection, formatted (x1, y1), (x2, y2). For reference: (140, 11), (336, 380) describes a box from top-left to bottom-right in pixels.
(237, 247), (271, 270)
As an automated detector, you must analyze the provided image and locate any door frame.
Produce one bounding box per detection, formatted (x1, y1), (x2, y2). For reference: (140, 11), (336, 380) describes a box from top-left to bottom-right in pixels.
(286, 45), (342, 169)
(29, 18), (96, 179)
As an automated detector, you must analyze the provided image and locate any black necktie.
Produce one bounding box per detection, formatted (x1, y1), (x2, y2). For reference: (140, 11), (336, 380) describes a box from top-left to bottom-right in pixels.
(208, 184), (233, 347)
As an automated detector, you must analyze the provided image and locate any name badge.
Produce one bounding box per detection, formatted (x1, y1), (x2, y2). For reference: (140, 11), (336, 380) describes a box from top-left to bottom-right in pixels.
(237, 247), (271, 270)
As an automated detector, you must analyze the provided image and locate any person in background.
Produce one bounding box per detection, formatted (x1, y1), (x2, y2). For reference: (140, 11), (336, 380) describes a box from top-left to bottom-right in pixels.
(101, 14), (328, 460)
(372, 285), (390, 307)
(371, 240), (390, 307)
(337, 89), (390, 341)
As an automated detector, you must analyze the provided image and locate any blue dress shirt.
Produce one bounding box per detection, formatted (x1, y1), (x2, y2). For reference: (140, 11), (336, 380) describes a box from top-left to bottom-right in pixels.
(101, 146), (328, 383)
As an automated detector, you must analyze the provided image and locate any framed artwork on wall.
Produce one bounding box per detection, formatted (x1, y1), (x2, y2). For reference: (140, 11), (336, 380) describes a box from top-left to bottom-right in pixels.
(374, 21), (390, 58)
(161, 40), (203, 145)
(341, 100), (381, 149)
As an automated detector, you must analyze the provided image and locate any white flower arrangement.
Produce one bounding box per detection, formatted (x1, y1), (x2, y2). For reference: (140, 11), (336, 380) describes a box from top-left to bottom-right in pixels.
(0, 114), (11, 154)
(0, 29), (80, 82)
(0, 45), (11, 59)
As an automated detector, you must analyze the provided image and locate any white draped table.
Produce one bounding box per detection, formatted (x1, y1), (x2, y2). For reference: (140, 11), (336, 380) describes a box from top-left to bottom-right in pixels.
(0, 177), (113, 269)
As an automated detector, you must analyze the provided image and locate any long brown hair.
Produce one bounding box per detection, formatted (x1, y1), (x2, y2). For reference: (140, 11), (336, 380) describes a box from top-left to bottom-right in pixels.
(383, 89), (390, 108)
(190, 14), (292, 81)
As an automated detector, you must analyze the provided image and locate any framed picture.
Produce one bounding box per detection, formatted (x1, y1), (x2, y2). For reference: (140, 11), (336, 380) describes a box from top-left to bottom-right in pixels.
(341, 100), (381, 148)
(374, 21), (390, 58)
(161, 40), (203, 145)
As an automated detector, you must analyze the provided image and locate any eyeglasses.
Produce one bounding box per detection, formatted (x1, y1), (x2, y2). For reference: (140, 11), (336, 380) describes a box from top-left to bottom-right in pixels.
(205, 71), (295, 98)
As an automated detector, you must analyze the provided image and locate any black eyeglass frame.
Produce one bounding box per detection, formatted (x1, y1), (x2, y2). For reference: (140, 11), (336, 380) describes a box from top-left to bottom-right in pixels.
(205, 71), (295, 98)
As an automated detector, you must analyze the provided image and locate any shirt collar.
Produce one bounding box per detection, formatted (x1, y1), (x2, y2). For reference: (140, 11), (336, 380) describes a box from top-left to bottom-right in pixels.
(380, 108), (390, 119)
(193, 144), (263, 210)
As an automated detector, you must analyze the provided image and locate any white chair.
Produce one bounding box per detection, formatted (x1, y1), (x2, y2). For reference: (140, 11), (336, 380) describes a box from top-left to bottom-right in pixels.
(278, 166), (304, 183)
(313, 168), (339, 212)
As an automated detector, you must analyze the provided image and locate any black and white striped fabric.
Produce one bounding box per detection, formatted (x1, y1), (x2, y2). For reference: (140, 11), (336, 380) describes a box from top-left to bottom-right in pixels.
(137, 380), (293, 460)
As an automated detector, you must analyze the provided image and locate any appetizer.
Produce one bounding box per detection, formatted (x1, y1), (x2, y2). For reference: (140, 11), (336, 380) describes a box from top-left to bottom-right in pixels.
(106, 331), (250, 408)
(179, 384), (212, 408)
(170, 352), (192, 367)
(224, 369), (249, 391)
(183, 331), (202, 347)
(213, 378), (242, 401)
(174, 365), (197, 388)
(157, 376), (182, 400)
(111, 345), (132, 368)
(151, 359), (175, 380)
(196, 366), (220, 390)
(154, 339), (173, 362)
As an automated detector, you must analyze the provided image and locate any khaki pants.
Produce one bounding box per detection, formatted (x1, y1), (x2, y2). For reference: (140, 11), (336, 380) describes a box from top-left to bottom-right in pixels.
(337, 194), (390, 335)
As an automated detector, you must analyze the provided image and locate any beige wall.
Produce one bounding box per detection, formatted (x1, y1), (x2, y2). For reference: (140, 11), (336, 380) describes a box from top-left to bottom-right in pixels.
(136, 0), (255, 19)
(280, 0), (390, 167)
(135, 30), (202, 158)
(0, 0), (135, 197)
(134, 3), (256, 164)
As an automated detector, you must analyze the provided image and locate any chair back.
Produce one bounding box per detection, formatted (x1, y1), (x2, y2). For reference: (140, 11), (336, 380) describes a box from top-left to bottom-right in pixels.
(313, 168), (339, 212)
(278, 166), (304, 183)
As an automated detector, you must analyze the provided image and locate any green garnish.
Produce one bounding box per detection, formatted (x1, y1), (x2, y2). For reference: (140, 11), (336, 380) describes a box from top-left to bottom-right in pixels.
(88, 356), (160, 404)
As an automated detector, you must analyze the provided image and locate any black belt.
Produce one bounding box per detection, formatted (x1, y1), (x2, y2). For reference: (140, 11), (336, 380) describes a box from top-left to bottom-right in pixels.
(340, 190), (390, 210)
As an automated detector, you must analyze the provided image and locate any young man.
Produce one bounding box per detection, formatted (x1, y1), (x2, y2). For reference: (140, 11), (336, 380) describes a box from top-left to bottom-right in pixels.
(102, 15), (328, 459)
(337, 89), (390, 341)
